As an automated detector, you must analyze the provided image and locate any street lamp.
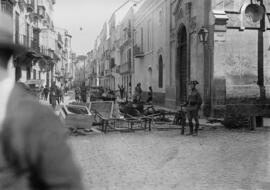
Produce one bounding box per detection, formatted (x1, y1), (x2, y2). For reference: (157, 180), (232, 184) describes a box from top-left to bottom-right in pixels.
(198, 26), (209, 44)
(198, 26), (211, 116)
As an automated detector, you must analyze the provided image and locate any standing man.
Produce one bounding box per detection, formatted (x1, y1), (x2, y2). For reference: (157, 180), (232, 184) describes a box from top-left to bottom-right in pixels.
(40, 85), (44, 100)
(147, 86), (153, 104)
(60, 84), (65, 103)
(185, 81), (202, 136)
(56, 85), (61, 105)
(50, 82), (57, 109)
(43, 85), (49, 101)
(80, 82), (87, 103)
(134, 83), (142, 103)
(0, 11), (83, 189)
(75, 86), (80, 102)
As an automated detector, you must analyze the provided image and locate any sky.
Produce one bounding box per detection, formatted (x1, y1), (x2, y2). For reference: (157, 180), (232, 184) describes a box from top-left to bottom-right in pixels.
(54, 0), (138, 56)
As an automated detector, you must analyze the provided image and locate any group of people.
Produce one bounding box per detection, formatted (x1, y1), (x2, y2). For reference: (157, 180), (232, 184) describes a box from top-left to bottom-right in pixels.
(118, 81), (202, 136)
(118, 83), (153, 104)
(40, 83), (66, 109)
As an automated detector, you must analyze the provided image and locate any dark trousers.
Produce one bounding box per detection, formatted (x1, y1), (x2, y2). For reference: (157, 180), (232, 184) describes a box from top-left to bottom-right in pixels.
(44, 93), (48, 101)
(81, 95), (86, 103)
(187, 110), (199, 134)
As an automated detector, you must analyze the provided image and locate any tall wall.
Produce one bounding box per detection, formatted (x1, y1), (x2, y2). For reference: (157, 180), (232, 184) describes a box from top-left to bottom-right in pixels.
(210, 0), (270, 114)
(134, 0), (168, 104)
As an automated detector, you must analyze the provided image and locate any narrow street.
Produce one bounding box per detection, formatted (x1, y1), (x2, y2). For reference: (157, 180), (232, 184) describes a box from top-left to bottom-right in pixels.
(69, 126), (270, 190)
(2, 0), (270, 189)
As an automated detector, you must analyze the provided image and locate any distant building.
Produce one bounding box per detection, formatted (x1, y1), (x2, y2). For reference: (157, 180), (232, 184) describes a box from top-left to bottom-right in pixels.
(119, 8), (134, 96)
(134, 0), (168, 104)
(54, 28), (73, 87)
(0, 0), (72, 89)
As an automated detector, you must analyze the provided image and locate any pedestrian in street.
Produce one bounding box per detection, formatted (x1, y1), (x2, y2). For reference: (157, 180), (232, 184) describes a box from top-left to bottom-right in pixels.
(65, 86), (68, 95)
(184, 80), (202, 136)
(56, 85), (62, 105)
(147, 86), (153, 104)
(80, 82), (87, 103)
(75, 86), (80, 102)
(60, 84), (65, 103)
(128, 83), (132, 102)
(0, 11), (83, 190)
(134, 83), (142, 103)
(40, 85), (44, 100)
(50, 82), (57, 109)
(118, 84), (125, 99)
(43, 85), (49, 101)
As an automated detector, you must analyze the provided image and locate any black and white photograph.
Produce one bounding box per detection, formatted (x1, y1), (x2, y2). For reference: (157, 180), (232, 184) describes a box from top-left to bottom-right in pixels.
(1, 0), (270, 189)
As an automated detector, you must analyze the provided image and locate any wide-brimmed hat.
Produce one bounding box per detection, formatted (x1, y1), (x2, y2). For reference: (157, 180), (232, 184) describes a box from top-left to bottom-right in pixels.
(188, 80), (199, 85)
(0, 11), (26, 55)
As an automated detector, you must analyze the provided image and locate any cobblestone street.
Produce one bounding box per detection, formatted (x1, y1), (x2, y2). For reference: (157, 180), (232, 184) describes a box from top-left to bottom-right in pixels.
(69, 127), (270, 190)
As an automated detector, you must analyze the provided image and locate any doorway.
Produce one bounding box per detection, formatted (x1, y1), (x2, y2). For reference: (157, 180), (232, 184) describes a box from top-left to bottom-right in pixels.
(176, 25), (188, 105)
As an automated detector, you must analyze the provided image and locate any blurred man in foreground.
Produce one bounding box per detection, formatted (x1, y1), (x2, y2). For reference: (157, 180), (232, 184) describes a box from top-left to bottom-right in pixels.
(0, 12), (83, 190)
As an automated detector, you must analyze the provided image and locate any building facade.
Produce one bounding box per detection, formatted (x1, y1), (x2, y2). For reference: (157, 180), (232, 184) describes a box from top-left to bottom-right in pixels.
(87, 0), (270, 117)
(1, 0), (73, 89)
(119, 8), (134, 96)
(134, 0), (169, 104)
(54, 28), (73, 87)
(108, 14), (121, 91)
(168, 0), (270, 117)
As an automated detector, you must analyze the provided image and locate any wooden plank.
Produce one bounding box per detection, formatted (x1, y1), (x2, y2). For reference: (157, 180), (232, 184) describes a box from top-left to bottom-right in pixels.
(91, 127), (103, 134)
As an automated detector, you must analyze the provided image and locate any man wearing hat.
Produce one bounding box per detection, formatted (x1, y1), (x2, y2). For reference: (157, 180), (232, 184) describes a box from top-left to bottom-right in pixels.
(184, 80), (202, 136)
(0, 11), (83, 189)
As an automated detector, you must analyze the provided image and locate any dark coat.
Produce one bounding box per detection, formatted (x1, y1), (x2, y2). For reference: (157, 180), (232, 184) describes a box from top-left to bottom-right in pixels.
(186, 89), (202, 111)
(0, 85), (83, 190)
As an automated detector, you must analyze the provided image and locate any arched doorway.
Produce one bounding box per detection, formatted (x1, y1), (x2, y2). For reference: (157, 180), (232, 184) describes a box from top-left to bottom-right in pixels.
(176, 25), (188, 105)
(158, 55), (163, 88)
